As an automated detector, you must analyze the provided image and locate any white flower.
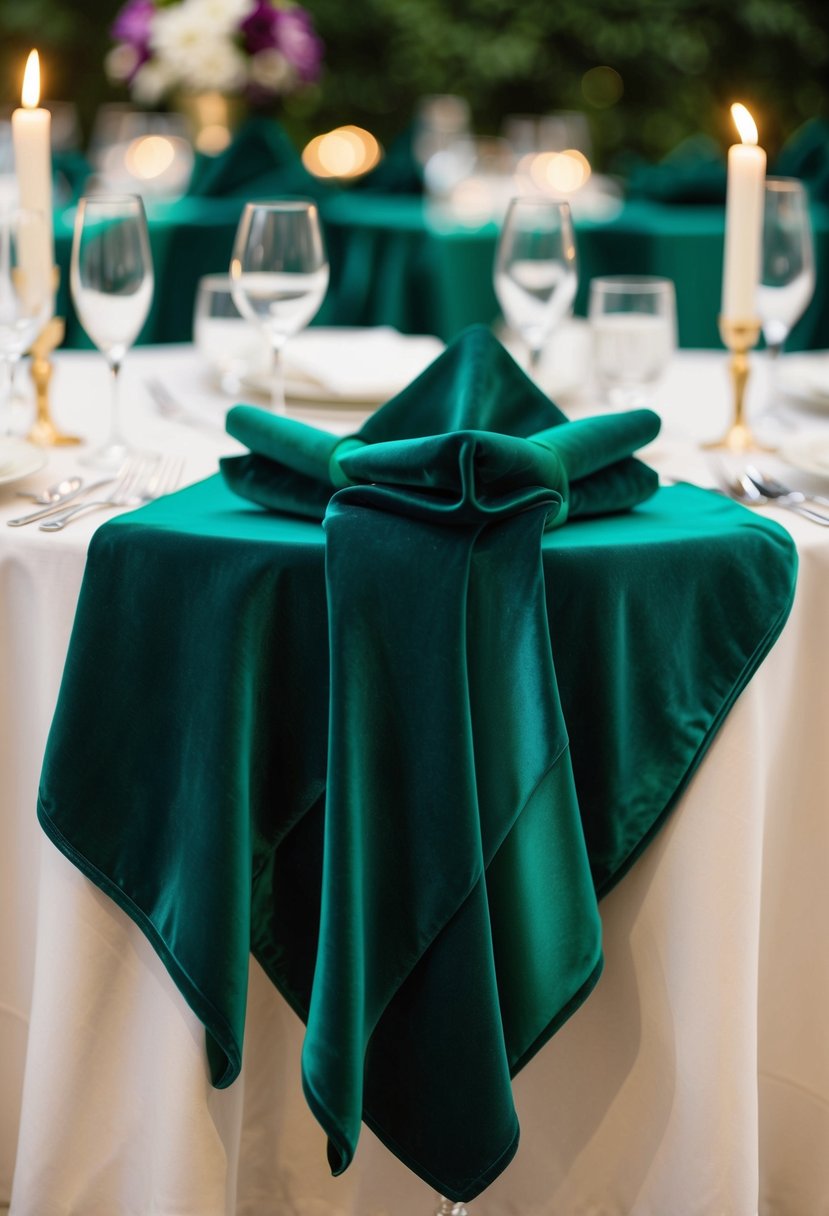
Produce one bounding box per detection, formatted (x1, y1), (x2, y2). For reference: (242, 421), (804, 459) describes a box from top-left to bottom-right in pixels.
(180, 38), (249, 93)
(149, 2), (213, 65)
(105, 43), (140, 84)
(130, 60), (177, 105)
(248, 48), (297, 93)
(182, 0), (256, 36)
(149, 1), (248, 93)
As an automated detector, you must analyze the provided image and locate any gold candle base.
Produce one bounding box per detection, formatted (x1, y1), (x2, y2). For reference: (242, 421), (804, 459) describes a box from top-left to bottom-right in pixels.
(703, 317), (774, 454)
(26, 264), (81, 448)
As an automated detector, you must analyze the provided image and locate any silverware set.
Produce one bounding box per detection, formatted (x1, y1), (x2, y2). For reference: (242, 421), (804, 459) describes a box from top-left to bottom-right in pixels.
(715, 464), (829, 527)
(7, 456), (184, 530)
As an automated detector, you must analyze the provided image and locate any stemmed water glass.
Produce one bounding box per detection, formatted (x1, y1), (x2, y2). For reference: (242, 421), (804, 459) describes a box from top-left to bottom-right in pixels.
(756, 177), (814, 411)
(0, 209), (52, 431)
(229, 200), (329, 413)
(494, 196), (578, 375)
(70, 194), (154, 468)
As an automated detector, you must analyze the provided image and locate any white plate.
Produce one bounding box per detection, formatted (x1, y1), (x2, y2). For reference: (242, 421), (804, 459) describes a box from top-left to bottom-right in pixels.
(0, 438), (47, 487)
(241, 328), (445, 405)
(778, 353), (829, 412)
(778, 433), (829, 480)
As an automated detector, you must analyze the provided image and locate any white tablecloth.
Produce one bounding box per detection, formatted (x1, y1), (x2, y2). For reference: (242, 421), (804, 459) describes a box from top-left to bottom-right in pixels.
(1, 345), (828, 1215)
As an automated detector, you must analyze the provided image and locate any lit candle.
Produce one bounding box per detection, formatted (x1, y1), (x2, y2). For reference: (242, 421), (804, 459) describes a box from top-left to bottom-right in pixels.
(721, 102), (766, 321)
(11, 50), (54, 311)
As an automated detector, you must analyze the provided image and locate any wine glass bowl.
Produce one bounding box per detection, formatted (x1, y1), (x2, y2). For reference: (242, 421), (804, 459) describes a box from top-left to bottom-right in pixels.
(229, 200), (329, 412)
(588, 276), (676, 408)
(0, 208), (52, 430)
(494, 196), (578, 373)
(757, 178), (814, 355)
(70, 194), (153, 468)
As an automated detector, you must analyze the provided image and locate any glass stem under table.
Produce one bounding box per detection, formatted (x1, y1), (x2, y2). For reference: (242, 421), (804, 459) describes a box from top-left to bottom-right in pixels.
(270, 341), (287, 414)
(435, 1196), (469, 1216)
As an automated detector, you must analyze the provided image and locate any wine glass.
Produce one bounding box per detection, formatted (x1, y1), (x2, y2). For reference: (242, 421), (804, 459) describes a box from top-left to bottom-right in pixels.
(494, 196), (578, 374)
(229, 200), (329, 413)
(70, 194), (153, 468)
(756, 178), (815, 410)
(588, 276), (676, 408)
(0, 209), (52, 431)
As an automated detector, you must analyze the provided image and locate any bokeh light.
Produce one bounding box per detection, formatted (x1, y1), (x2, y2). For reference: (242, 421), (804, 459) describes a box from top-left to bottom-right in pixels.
(303, 126), (382, 179)
(581, 66), (623, 109)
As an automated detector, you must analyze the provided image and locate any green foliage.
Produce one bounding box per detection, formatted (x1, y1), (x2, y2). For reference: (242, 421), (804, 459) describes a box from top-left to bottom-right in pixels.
(1, 0), (826, 167)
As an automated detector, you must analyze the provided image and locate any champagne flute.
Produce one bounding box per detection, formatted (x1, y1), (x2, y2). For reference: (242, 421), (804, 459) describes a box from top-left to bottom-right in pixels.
(494, 196), (578, 375)
(0, 209), (51, 432)
(70, 194), (153, 469)
(756, 178), (815, 413)
(230, 200), (329, 413)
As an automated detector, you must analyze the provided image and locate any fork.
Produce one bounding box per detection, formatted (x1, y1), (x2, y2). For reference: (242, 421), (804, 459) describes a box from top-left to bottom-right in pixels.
(744, 465), (829, 510)
(39, 456), (184, 531)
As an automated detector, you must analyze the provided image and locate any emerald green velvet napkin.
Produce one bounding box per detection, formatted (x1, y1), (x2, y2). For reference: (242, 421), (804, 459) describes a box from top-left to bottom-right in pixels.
(187, 115), (330, 200)
(221, 325), (660, 525)
(625, 134), (727, 205)
(38, 474), (797, 1200)
(775, 118), (829, 202)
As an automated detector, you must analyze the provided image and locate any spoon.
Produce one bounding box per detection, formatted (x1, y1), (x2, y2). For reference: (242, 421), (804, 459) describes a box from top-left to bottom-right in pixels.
(16, 476), (83, 505)
(744, 465), (829, 510)
(718, 470), (829, 526)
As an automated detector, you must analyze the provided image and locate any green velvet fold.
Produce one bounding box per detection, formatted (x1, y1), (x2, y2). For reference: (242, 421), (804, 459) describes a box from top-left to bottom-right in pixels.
(222, 326), (661, 527)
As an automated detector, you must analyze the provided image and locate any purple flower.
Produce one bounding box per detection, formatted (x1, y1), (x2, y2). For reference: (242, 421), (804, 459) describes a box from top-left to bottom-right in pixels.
(111, 0), (155, 51)
(241, 3), (323, 82)
(275, 8), (323, 83)
(240, 1), (280, 55)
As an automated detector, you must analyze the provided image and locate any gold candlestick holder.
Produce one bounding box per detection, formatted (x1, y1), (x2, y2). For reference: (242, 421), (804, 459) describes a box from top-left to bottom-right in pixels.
(27, 267), (81, 447)
(703, 317), (773, 454)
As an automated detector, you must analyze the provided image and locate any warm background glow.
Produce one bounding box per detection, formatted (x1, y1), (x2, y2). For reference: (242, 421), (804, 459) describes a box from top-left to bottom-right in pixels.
(303, 126), (382, 179)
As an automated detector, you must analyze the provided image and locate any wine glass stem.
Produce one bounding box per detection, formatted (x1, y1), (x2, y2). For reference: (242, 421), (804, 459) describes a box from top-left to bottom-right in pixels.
(271, 344), (286, 414)
(766, 342), (783, 411)
(0, 358), (11, 434)
(108, 358), (127, 449)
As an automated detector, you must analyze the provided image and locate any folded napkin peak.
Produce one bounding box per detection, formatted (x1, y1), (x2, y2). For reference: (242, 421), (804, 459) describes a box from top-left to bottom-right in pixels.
(222, 326), (661, 526)
(359, 325), (566, 443)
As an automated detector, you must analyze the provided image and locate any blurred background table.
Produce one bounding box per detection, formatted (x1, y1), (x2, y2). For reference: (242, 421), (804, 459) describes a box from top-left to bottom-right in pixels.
(52, 191), (829, 350)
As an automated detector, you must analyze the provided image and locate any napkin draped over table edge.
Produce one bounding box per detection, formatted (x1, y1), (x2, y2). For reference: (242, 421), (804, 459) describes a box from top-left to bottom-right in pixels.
(36, 328), (799, 1202)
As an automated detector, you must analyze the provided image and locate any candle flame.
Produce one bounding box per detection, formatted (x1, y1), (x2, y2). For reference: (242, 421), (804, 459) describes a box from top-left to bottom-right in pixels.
(22, 50), (41, 109)
(731, 102), (758, 146)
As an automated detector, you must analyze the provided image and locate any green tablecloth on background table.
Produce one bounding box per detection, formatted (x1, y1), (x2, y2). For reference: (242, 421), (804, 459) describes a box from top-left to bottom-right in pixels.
(38, 359), (796, 1202)
(54, 192), (829, 352)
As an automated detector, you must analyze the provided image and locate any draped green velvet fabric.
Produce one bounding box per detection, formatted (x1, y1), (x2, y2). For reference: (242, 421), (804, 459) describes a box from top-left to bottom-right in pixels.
(38, 330), (798, 1200)
(625, 135), (728, 205)
(187, 115), (331, 200)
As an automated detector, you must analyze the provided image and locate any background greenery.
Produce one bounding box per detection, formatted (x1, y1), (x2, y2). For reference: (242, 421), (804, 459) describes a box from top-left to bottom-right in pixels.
(1, 0), (826, 167)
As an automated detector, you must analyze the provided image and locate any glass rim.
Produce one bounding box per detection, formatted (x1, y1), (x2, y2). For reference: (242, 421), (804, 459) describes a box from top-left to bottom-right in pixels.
(589, 275), (675, 293)
(506, 194), (573, 211)
(764, 176), (808, 192)
(77, 193), (145, 206)
(242, 197), (320, 212)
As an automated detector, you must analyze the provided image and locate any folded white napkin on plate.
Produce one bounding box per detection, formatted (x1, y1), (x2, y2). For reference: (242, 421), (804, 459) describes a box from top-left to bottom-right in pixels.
(245, 328), (445, 404)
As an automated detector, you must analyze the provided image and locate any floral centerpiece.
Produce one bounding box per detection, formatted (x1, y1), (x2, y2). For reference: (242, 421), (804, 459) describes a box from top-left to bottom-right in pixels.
(106, 0), (324, 107)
